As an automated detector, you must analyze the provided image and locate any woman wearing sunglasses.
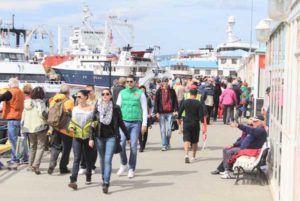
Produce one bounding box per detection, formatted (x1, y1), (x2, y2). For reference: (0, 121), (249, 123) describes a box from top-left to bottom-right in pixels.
(68, 90), (94, 190)
(89, 88), (129, 194)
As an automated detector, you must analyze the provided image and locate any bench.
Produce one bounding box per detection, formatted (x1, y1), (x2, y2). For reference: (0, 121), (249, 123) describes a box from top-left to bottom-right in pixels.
(233, 142), (269, 185)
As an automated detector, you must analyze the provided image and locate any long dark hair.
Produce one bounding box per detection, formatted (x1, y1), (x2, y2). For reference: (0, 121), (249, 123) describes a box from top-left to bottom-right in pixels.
(139, 85), (148, 98)
(102, 88), (113, 101)
(31, 87), (45, 100)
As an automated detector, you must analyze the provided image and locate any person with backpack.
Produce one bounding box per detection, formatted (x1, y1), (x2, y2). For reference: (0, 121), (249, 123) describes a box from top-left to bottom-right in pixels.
(202, 79), (215, 125)
(47, 85), (74, 175)
(21, 87), (48, 175)
(89, 88), (129, 193)
(68, 90), (94, 190)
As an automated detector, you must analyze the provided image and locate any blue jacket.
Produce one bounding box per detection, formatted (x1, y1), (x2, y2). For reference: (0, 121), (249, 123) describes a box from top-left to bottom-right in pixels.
(238, 124), (267, 149)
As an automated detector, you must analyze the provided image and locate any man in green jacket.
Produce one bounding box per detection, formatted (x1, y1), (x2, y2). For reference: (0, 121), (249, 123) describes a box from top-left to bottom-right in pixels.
(116, 75), (148, 178)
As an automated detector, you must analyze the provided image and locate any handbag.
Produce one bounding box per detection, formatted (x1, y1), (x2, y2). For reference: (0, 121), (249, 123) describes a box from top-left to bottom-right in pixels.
(171, 119), (179, 131)
(16, 134), (27, 160)
(114, 135), (122, 154)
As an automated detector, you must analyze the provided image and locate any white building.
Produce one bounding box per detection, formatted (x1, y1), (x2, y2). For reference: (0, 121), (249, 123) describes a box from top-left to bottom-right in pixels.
(265, 1), (300, 201)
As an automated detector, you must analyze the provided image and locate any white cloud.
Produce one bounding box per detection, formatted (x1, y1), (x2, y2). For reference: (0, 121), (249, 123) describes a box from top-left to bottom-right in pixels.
(0, 0), (73, 10)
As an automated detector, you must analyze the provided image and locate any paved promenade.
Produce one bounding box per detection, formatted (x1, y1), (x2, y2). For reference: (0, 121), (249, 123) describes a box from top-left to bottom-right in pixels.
(0, 121), (273, 201)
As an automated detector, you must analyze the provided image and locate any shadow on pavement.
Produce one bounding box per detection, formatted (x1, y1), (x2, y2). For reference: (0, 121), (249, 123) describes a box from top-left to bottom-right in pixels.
(110, 179), (174, 194)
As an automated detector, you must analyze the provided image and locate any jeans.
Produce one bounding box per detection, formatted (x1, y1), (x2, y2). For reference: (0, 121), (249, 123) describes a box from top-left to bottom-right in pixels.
(222, 147), (241, 170)
(71, 138), (92, 181)
(7, 120), (21, 162)
(95, 137), (115, 184)
(205, 106), (214, 124)
(159, 113), (173, 147)
(49, 130), (72, 172)
(223, 105), (234, 124)
(120, 121), (141, 171)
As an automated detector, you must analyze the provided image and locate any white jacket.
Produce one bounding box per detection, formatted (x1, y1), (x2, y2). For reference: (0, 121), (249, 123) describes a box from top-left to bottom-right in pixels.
(21, 99), (48, 133)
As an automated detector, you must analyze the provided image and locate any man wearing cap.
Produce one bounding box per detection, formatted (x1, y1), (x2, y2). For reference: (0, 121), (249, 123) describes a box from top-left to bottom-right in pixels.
(154, 76), (178, 151)
(219, 115), (267, 179)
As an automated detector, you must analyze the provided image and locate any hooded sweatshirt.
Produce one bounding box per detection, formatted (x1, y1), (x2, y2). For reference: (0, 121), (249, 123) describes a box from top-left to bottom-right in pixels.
(21, 99), (48, 133)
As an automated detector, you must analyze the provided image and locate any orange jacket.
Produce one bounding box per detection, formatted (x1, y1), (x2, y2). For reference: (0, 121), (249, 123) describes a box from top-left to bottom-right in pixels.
(49, 93), (74, 137)
(2, 88), (25, 120)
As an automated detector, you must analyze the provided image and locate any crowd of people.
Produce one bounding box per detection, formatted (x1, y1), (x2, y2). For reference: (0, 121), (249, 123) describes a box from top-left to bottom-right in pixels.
(0, 74), (267, 193)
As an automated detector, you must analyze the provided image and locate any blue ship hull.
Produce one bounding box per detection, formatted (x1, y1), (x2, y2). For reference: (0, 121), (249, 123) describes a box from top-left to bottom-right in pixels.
(54, 69), (122, 87)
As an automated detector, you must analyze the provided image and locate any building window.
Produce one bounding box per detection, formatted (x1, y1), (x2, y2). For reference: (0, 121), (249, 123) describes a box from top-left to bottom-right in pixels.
(221, 59), (226, 64)
(232, 59), (238, 64)
(205, 70), (211, 75)
(194, 70), (200, 74)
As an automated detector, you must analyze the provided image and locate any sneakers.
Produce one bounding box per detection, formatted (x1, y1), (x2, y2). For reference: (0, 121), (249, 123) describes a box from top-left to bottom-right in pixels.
(128, 169), (135, 178)
(117, 164), (127, 176)
(85, 175), (92, 185)
(60, 169), (71, 174)
(78, 168), (86, 175)
(185, 157), (190, 164)
(220, 171), (234, 179)
(161, 147), (167, 151)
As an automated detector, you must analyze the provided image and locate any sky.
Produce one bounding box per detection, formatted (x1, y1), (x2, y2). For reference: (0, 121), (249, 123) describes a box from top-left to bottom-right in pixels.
(0, 0), (268, 55)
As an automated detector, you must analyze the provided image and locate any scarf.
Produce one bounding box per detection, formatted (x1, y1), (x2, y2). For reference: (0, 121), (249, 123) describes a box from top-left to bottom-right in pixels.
(98, 101), (113, 125)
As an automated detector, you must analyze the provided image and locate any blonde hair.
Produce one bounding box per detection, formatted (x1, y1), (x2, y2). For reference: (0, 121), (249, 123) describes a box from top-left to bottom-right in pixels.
(23, 83), (33, 95)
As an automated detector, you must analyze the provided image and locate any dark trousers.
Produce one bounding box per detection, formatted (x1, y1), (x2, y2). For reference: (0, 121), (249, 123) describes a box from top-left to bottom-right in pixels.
(71, 138), (92, 181)
(213, 102), (219, 121)
(217, 161), (225, 172)
(80, 144), (97, 170)
(139, 129), (148, 150)
(222, 147), (241, 171)
(205, 105), (214, 124)
(223, 105), (234, 124)
(49, 130), (72, 172)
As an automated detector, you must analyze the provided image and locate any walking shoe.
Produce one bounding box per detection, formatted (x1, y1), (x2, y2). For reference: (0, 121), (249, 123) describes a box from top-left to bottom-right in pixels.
(161, 147), (167, 151)
(47, 167), (54, 175)
(220, 171), (234, 179)
(139, 147), (144, 152)
(68, 182), (78, 190)
(60, 169), (71, 174)
(128, 169), (135, 178)
(102, 184), (109, 194)
(78, 168), (86, 175)
(85, 175), (92, 185)
(117, 164), (127, 176)
(33, 167), (41, 175)
(185, 157), (190, 164)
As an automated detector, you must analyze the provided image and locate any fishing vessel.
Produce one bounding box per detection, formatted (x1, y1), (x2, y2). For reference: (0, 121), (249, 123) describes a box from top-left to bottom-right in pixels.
(43, 6), (159, 88)
(0, 20), (62, 95)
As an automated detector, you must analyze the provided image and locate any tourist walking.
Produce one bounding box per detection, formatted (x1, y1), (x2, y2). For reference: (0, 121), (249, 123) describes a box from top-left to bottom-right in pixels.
(116, 75), (148, 178)
(219, 83), (237, 124)
(68, 90), (94, 190)
(178, 85), (207, 163)
(138, 85), (153, 152)
(21, 87), (48, 174)
(48, 85), (74, 174)
(0, 78), (25, 166)
(78, 85), (98, 175)
(90, 88), (129, 193)
(154, 76), (178, 151)
(202, 79), (215, 124)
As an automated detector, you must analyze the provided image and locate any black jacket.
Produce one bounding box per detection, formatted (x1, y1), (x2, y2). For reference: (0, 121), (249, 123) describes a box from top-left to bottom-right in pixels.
(112, 85), (125, 104)
(154, 87), (178, 114)
(91, 104), (129, 140)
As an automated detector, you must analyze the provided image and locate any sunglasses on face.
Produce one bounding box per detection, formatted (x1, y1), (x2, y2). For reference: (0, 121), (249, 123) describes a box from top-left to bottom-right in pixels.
(126, 80), (134, 83)
(102, 92), (110, 96)
(76, 95), (83, 99)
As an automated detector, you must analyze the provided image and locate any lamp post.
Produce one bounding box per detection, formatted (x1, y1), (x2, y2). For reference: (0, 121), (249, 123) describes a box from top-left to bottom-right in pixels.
(104, 61), (112, 90)
(254, 19), (271, 115)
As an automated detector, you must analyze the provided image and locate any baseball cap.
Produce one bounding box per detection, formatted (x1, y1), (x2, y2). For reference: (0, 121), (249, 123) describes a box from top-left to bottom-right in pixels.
(161, 76), (169, 82)
(250, 115), (264, 122)
(189, 84), (198, 90)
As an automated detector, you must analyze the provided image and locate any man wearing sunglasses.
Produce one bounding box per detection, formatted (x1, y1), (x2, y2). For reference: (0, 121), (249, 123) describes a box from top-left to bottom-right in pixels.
(116, 75), (148, 178)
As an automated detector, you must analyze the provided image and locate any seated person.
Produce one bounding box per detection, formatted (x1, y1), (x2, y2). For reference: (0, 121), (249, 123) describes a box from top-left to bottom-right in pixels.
(211, 115), (267, 179)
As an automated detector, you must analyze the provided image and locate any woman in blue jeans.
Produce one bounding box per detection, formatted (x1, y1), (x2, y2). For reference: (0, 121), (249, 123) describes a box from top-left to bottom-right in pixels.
(89, 88), (129, 194)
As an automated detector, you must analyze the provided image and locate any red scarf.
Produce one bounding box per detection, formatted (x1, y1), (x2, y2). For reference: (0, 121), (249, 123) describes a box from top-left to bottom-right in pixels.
(161, 87), (172, 113)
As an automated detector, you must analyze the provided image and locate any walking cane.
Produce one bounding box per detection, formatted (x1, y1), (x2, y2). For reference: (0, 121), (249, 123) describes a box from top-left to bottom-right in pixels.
(201, 115), (208, 151)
